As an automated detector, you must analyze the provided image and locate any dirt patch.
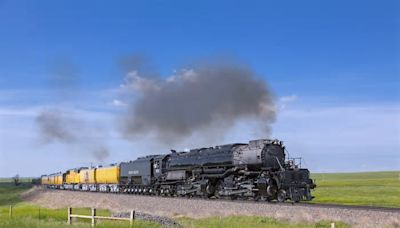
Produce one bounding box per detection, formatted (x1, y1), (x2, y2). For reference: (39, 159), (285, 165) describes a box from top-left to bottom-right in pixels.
(20, 186), (46, 201)
(23, 188), (400, 228)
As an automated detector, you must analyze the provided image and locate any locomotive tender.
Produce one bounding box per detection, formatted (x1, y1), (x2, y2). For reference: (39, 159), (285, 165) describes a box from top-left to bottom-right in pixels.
(41, 139), (316, 202)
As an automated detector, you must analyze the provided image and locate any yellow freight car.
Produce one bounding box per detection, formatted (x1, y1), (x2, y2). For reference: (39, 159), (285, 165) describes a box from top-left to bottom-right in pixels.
(74, 170), (81, 184)
(41, 175), (48, 185)
(48, 175), (55, 185)
(65, 169), (79, 184)
(55, 173), (63, 185)
(79, 168), (96, 184)
(44, 173), (63, 188)
(95, 165), (120, 184)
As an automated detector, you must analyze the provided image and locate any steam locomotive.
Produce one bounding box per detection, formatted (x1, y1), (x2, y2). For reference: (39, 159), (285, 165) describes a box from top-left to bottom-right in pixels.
(41, 139), (316, 202)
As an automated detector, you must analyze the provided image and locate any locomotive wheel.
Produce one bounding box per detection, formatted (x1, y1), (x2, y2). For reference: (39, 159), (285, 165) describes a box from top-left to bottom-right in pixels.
(229, 195), (237, 200)
(206, 184), (216, 197)
(214, 181), (224, 199)
(277, 189), (287, 203)
(267, 185), (277, 196)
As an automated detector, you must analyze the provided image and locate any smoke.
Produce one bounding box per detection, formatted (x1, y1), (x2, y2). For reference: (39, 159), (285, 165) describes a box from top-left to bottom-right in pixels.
(35, 110), (79, 144)
(36, 108), (111, 162)
(121, 59), (276, 143)
(35, 58), (110, 162)
(92, 146), (110, 162)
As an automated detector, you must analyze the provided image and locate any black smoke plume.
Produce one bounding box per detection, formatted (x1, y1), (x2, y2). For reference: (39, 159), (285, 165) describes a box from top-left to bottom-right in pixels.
(35, 58), (110, 162)
(92, 146), (110, 162)
(35, 110), (78, 144)
(121, 59), (276, 143)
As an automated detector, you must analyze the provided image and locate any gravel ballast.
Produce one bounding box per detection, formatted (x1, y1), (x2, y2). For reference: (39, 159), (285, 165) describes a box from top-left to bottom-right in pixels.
(22, 187), (400, 227)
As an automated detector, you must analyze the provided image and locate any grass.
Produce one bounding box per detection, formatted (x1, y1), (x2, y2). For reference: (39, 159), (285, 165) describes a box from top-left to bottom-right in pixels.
(0, 183), (159, 228)
(0, 182), (33, 206)
(0, 178), (34, 183)
(178, 216), (349, 228)
(311, 171), (400, 208)
(0, 204), (160, 228)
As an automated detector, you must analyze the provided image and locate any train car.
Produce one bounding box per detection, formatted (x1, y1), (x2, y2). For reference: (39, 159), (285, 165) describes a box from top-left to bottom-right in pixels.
(55, 173), (63, 185)
(79, 168), (97, 191)
(95, 164), (120, 192)
(120, 155), (163, 194)
(44, 172), (63, 189)
(41, 175), (48, 185)
(64, 168), (86, 190)
(48, 175), (55, 185)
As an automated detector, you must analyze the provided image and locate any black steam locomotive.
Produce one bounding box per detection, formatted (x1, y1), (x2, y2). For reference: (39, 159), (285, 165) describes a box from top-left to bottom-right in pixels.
(119, 139), (315, 202)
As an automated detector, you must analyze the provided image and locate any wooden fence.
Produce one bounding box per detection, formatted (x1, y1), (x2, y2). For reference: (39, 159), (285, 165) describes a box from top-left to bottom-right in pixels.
(67, 207), (135, 227)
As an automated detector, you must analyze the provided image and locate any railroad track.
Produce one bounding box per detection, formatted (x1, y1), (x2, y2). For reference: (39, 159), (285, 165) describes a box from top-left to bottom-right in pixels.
(196, 195), (400, 213)
(51, 188), (400, 213)
(297, 202), (400, 213)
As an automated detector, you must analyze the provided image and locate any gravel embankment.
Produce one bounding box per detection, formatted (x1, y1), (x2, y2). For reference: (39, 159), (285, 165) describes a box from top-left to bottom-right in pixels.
(22, 187), (400, 228)
(113, 212), (182, 228)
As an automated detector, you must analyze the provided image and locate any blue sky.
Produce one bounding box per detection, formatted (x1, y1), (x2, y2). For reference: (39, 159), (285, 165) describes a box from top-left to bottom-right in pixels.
(0, 0), (399, 176)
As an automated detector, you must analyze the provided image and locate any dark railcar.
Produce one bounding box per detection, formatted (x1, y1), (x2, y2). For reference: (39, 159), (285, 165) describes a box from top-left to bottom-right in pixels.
(120, 155), (159, 185)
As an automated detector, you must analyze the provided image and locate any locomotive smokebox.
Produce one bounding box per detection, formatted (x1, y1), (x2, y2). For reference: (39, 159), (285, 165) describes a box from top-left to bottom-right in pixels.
(233, 139), (285, 170)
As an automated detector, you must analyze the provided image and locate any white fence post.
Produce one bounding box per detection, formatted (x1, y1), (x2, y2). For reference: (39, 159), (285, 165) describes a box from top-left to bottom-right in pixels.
(91, 208), (96, 227)
(331, 222), (335, 228)
(130, 210), (135, 227)
(67, 207), (72, 225)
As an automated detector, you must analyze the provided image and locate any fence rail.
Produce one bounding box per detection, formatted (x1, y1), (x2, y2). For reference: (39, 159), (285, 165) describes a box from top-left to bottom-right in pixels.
(67, 207), (135, 227)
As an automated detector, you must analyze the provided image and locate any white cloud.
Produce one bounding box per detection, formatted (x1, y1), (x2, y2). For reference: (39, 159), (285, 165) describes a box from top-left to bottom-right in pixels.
(166, 69), (197, 83)
(280, 94), (298, 103)
(119, 70), (160, 92)
(278, 95), (298, 110)
(111, 99), (127, 107)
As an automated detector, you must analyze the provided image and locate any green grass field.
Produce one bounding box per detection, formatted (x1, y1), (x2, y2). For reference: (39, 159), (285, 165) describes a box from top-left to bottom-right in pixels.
(0, 177), (34, 183)
(0, 182), (159, 228)
(0, 182), (33, 206)
(311, 171), (400, 208)
(0, 204), (159, 228)
(178, 216), (349, 228)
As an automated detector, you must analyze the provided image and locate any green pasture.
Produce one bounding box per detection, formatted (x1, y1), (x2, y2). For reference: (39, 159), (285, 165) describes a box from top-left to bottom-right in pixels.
(0, 204), (159, 228)
(0, 182), (32, 206)
(311, 171), (400, 208)
(0, 177), (34, 183)
(0, 182), (159, 227)
(178, 216), (349, 228)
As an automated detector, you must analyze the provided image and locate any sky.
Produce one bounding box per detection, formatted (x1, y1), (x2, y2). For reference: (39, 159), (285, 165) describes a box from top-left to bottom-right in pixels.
(0, 0), (399, 177)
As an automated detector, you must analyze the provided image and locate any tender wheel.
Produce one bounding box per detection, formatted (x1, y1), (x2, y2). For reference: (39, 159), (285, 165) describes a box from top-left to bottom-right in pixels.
(277, 189), (287, 203)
